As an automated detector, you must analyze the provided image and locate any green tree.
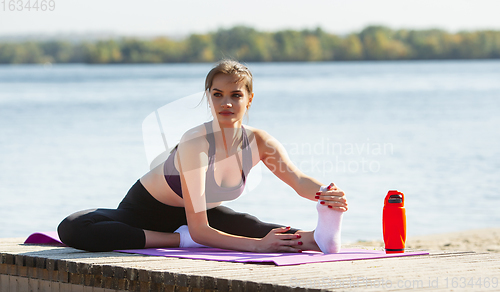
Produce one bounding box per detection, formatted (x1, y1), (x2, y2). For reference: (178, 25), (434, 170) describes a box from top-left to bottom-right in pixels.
(272, 30), (305, 61)
(40, 41), (77, 63)
(404, 29), (451, 59)
(86, 40), (122, 64)
(151, 37), (185, 63)
(212, 26), (271, 61)
(360, 26), (411, 60)
(481, 31), (500, 58)
(185, 34), (215, 62)
(338, 34), (364, 60)
(0, 42), (46, 64)
(313, 27), (342, 60)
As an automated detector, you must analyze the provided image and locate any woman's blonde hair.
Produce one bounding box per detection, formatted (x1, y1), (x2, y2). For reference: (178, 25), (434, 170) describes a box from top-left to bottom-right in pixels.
(205, 59), (253, 94)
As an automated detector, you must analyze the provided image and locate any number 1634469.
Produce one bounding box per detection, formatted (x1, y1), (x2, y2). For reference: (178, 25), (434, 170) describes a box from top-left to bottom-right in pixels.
(2, 0), (55, 11)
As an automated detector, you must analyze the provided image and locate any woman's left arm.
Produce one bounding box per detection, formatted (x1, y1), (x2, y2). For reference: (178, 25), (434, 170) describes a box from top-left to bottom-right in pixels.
(254, 129), (348, 211)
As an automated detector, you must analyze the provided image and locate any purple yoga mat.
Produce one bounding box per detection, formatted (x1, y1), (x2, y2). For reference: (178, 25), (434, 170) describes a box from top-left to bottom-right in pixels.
(24, 232), (429, 266)
(115, 248), (429, 266)
(25, 231), (65, 246)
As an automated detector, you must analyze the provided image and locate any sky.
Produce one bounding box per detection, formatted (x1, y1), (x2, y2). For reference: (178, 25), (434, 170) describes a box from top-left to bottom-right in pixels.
(1, 0), (500, 38)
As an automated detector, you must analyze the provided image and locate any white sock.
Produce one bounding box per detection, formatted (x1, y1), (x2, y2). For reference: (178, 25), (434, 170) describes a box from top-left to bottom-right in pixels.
(314, 186), (343, 253)
(174, 225), (208, 248)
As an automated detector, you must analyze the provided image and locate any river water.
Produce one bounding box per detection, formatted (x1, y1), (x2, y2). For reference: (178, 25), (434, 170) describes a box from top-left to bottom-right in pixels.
(1, 60), (499, 242)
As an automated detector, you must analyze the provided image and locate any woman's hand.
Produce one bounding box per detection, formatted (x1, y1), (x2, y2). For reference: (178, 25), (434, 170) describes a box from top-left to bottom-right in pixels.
(315, 183), (348, 212)
(255, 227), (303, 253)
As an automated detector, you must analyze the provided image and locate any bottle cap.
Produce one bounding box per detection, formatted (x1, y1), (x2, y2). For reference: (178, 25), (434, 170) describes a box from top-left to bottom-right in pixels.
(384, 190), (404, 206)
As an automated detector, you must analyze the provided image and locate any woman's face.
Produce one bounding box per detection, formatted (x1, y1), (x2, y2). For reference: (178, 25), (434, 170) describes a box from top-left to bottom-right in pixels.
(209, 74), (253, 127)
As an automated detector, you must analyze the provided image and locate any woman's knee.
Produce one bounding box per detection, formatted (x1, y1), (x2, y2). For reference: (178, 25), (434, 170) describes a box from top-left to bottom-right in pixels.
(57, 209), (98, 248)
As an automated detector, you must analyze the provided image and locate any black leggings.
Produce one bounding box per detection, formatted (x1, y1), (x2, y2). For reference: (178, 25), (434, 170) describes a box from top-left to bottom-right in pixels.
(57, 180), (299, 252)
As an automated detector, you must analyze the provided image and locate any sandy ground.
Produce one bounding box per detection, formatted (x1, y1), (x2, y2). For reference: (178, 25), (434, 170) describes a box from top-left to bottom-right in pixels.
(349, 227), (500, 253)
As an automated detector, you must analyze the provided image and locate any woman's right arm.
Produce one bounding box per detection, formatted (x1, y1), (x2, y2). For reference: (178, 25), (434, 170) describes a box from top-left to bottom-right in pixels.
(177, 129), (301, 253)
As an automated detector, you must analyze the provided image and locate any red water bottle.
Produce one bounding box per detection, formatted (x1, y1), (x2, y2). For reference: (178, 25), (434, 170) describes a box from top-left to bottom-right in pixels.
(383, 190), (406, 253)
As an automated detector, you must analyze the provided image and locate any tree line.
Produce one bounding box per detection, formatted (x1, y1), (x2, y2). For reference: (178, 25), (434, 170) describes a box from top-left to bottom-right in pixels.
(1, 25), (500, 64)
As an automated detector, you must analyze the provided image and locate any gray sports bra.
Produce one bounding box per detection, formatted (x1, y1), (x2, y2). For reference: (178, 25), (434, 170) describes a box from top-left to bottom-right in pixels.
(164, 121), (253, 203)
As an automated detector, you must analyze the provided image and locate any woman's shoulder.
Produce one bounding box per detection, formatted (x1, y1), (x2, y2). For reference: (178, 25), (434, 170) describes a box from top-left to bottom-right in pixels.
(242, 124), (266, 141)
(241, 124), (264, 132)
(242, 125), (277, 150)
(179, 123), (209, 150)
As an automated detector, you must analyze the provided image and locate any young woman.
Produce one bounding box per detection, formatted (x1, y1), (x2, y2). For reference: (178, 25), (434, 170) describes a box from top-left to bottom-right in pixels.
(58, 60), (348, 253)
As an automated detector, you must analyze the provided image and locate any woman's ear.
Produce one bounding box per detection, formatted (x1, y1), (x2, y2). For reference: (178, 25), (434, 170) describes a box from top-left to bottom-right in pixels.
(247, 93), (254, 109)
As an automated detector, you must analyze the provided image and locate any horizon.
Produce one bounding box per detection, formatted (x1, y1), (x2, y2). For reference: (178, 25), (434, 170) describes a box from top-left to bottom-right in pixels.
(1, 24), (499, 43)
(1, 0), (500, 38)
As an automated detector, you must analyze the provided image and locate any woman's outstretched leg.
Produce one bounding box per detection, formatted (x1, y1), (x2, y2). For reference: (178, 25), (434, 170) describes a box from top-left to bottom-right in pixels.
(206, 203), (342, 253)
(206, 205), (299, 238)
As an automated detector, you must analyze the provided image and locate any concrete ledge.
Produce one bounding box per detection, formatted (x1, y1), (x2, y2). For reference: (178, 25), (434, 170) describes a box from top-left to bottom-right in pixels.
(1, 238), (499, 291)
